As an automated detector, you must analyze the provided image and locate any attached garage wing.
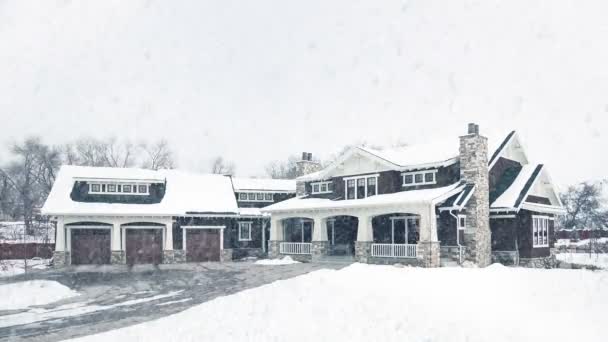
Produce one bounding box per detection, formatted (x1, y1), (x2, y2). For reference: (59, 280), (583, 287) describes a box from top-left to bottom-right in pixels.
(125, 229), (163, 265)
(71, 228), (111, 265)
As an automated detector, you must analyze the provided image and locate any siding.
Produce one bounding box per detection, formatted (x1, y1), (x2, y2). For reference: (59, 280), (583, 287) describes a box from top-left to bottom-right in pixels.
(70, 181), (165, 204)
(490, 209), (554, 258)
(489, 157), (522, 204)
(236, 193), (294, 208)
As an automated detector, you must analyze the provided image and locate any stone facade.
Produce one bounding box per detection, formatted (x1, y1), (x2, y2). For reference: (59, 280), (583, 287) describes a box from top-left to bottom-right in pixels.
(111, 251), (125, 264)
(311, 241), (329, 261)
(173, 250), (186, 263)
(459, 124), (491, 267)
(417, 241), (440, 267)
(163, 250), (178, 264)
(295, 153), (322, 196)
(220, 248), (233, 262)
(268, 240), (281, 259)
(52, 251), (69, 268)
(491, 251), (517, 265)
(355, 241), (372, 263)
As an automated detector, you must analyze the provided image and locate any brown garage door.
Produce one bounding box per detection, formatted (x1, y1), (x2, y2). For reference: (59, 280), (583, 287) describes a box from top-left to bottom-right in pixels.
(186, 229), (220, 262)
(126, 229), (163, 265)
(71, 229), (111, 265)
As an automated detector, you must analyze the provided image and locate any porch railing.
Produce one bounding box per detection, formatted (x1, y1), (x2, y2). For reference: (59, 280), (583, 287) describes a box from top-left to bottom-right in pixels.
(371, 243), (417, 258)
(280, 242), (312, 255)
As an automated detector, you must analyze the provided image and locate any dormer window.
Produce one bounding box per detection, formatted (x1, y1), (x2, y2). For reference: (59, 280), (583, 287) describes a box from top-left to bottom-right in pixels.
(88, 182), (151, 196)
(90, 184), (101, 193)
(344, 174), (378, 199)
(311, 181), (333, 194)
(238, 192), (274, 202)
(402, 170), (437, 187)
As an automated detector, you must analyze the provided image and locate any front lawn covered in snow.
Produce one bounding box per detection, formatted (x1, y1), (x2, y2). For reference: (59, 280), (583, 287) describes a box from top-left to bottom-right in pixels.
(557, 252), (608, 268)
(0, 280), (79, 310)
(68, 264), (607, 342)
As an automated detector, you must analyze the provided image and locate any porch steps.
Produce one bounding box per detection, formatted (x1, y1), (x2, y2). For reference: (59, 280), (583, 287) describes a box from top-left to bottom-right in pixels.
(440, 258), (460, 267)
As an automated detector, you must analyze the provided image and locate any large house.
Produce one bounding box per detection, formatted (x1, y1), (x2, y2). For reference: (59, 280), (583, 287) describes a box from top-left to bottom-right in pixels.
(262, 124), (565, 267)
(41, 167), (295, 266)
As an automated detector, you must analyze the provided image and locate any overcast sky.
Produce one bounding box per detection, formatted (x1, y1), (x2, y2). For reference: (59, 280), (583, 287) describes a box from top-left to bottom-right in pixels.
(1, 0), (607, 187)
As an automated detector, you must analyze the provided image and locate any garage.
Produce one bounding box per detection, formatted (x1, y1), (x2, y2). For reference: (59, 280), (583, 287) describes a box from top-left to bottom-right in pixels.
(185, 229), (221, 262)
(125, 229), (163, 265)
(71, 228), (111, 265)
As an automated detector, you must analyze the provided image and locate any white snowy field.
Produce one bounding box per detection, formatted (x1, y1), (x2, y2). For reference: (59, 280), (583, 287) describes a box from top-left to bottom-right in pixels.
(68, 264), (607, 342)
(557, 253), (608, 268)
(0, 259), (50, 278)
(0, 280), (79, 311)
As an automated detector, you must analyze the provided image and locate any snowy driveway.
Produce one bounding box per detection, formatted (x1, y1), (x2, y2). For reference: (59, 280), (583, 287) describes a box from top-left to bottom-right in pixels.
(0, 262), (344, 342)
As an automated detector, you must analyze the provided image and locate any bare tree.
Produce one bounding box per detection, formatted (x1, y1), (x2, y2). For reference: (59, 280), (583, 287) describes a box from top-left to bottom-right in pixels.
(74, 138), (109, 166)
(140, 139), (174, 170)
(103, 137), (135, 168)
(210, 156), (235, 175)
(264, 155), (300, 179)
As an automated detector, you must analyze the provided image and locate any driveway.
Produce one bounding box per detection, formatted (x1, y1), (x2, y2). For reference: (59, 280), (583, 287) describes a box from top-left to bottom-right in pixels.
(0, 261), (347, 342)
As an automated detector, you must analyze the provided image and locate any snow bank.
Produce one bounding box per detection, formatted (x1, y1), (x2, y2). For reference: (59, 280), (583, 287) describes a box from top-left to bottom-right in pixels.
(67, 264), (608, 342)
(0, 280), (79, 310)
(0, 259), (50, 278)
(556, 253), (608, 268)
(254, 256), (300, 265)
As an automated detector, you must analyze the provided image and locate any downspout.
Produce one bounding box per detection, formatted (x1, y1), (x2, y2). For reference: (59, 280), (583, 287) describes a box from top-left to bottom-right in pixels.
(449, 209), (463, 264)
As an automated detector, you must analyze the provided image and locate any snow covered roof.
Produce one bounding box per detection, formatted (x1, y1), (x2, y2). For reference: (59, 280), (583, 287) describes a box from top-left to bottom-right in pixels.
(231, 177), (296, 193)
(262, 183), (464, 213)
(41, 165), (239, 216)
(358, 139), (459, 170)
(238, 207), (269, 217)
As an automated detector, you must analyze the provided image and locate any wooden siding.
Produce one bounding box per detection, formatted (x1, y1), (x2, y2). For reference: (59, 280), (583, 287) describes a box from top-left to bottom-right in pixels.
(70, 181), (165, 204)
(173, 216), (267, 251)
(489, 157), (522, 203)
(490, 209), (554, 258)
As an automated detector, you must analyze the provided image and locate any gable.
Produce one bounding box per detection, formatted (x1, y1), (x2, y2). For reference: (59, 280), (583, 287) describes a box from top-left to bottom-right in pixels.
(329, 150), (394, 178)
(525, 168), (561, 207)
(489, 131), (529, 170)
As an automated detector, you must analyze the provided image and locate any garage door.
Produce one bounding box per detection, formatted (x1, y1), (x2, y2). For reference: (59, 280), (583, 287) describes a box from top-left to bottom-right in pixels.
(125, 229), (163, 265)
(71, 229), (111, 265)
(186, 229), (220, 262)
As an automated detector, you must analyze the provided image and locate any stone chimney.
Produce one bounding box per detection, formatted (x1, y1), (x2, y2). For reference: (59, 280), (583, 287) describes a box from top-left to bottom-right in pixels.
(459, 123), (491, 267)
(295, 152), (322, 196)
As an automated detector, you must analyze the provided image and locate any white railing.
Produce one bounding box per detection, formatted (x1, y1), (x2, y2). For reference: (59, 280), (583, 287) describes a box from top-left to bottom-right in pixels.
(280, 242), (312, 255)
(371, 243), (417, 258)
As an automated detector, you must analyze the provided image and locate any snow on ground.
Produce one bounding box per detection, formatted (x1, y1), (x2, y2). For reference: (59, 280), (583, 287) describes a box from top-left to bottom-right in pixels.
(555, 238), (608, 248)
(0, 259), (50, 278)
(556, 253), (608, 268)
(0, 280), (79, 311)
(67, 264), (607, 342)
(0, 290), (183, 328)
(254, 256), (300, 265)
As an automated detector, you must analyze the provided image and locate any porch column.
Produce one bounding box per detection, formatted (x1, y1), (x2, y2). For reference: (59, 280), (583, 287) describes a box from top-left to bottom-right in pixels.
(164, 223), (173, 251)
(52, 217), (68, 267)
(268, 216), (284, 258)
(416, 204), (440, 267)
(311, 216), (328, 261)
(355, 215), (373, 263)
(111, 221), (124, 264)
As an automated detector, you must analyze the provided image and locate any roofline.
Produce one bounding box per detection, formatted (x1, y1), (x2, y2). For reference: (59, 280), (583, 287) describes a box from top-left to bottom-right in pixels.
(488, 130), (516, 169)
(513, 164), (544, 209)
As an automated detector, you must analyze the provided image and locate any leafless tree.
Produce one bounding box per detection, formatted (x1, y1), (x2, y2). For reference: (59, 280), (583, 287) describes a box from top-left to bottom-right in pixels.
(140, 139), (174, 170)
(103, 137), (135, 168)
(264, 154), (300, 179)
(210, 156), (235, 175)
(74, 138), (109, 167)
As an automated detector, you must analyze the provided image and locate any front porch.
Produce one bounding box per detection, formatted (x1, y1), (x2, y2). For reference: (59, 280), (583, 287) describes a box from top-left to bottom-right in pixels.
(268, 206), (441, 267)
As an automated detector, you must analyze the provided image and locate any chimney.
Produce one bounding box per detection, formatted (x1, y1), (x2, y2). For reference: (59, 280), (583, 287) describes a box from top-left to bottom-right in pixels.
(459, 123), (491, 267)
(295, 151), (322, 196)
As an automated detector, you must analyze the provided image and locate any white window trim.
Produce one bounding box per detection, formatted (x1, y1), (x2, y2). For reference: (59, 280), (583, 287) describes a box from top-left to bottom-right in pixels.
(401, 170), (438, 187)
(88, 182), (150, 196)
(237, 191), (274, 202)
(344, 175), (379, 200)
(457, 215), (466, 230)
(311, 181), (333, 194)
(238, 222), (253, 241)
(532, 215), (550, 248)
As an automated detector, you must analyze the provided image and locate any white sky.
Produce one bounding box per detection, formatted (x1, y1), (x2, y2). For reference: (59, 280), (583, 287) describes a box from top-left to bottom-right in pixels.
(1, 0), (607, 187)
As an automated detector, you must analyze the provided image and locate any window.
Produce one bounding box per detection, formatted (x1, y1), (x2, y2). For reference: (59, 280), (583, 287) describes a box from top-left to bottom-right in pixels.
(238, 222), (252, 241)
(107, 184), (117, 192)
(533, 216), (550, 248)
(256, 193), (264, 200)
(346, 179), (355, 199)
(238, 191), (274, 202)
(311, 181), (332, 194)
(239, 193), (248, 200)
(90, 184), (101, 193)
(402, 170), (438, 186)
(265, 193), (273, 201)
(138, 185), (148, 194)
(367, 177), (376, 196)
(458, 215), (466, 229)
(248, 193), (256, 200)
(123, 184), (132, 193)
(344, 175), (378, 199)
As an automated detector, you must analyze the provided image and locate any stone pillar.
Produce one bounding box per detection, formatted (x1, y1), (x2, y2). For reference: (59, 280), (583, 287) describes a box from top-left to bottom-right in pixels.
(355, 215), (373, 263)
(417, 241), (440, 267)
(295, 152), (322, 197)
(459, 123), (491, 267)
(268, 217), (283, 259)
(311, 216), (328, 261)
(111, 222), (124, 264)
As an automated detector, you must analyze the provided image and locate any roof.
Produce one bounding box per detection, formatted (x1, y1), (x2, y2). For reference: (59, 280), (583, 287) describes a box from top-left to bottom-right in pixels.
(41, 165), (239, 216)
(231, 177), (296, 192)
(238, 207), (269, 217)
(488, 131), (516, 167)
(262, 183), (465, 213)
(438, 184), (476, 212)
(491, 164), (543, 210)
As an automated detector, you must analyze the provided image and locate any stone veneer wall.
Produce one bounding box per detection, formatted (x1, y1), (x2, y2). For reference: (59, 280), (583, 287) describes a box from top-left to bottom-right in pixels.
(295, 159), (322, 196)
(268, 241), (281, 259)
(417, 241), (440, 267)
(52, 251), (69, 267)
(111, 251), (125, 264)
(459, 125), (492, 267)
(355, 241), (372, 263)
(311, 241), (329, 261)
(220, 249), (233, 262)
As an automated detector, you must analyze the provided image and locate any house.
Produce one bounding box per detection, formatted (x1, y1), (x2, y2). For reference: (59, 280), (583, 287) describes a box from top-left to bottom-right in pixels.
(262, 124), (565, 267)
(41, 166), (295, 266)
